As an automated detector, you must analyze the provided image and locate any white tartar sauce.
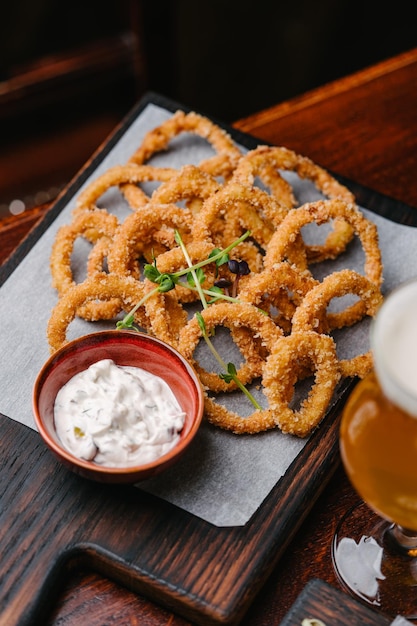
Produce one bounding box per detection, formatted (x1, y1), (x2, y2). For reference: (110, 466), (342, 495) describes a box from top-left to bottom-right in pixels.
(54, 358), (186, 467)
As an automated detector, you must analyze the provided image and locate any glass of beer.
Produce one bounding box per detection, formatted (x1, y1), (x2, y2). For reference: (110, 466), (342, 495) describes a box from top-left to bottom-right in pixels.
(332, 278), (417, 620)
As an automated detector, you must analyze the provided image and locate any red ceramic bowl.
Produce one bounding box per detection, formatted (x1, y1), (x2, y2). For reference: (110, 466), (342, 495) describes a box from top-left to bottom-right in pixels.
(33, 330), (204, 483)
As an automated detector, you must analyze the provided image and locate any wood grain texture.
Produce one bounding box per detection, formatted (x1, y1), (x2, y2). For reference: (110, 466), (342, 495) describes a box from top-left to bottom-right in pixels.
(0, 382), (348, 625)
(1, 96), (356, 626)
(2, 47), (417, 626)
(278, 579), (392, 626)
(234, 48), (417, 212)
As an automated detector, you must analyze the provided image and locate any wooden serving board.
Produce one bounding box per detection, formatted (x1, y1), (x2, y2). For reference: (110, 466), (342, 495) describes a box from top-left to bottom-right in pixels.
(279, 579), (395, 625)
(1, 93), (417, 626)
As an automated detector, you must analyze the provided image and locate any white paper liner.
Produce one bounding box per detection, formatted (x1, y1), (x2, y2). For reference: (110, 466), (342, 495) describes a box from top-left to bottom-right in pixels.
(1, 102), (417, 527)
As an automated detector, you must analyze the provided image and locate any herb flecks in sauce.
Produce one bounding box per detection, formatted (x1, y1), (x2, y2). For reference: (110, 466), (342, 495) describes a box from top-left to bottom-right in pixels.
(54, 359), (185, 467)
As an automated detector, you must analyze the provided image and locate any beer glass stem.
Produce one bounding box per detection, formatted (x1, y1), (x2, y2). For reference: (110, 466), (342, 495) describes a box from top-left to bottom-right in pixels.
(388, 524), (417, 553)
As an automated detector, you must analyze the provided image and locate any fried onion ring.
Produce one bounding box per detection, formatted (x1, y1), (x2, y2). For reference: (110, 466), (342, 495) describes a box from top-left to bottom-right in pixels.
(177, 301), (283, 392)
(150, 164), (222, 215)
(75, 163), (178, 213)
(47, 274), (150, 353)
(139, 280), (188, 349)
(196, 180), (307, 269)
(291, 268), (383, 332)
(50, 208), (121, 319)
(263, 331), (341, 437)
(232, 150), (297, 208)
(51, 209), (119, 293)
(264, 199), (383, 288)
(128, 110), (242, 178)
(234, 146), (356, 262)
(107, 203), (204, 278)
(150, 240), (217, 304)
(234, 145), (355, 204)
(291, 269), (383, 378)
(239, 262), (319, 332)
(203, 397), (276, 434)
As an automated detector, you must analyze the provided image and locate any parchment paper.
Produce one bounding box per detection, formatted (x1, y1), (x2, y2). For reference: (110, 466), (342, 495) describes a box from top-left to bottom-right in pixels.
(1, 102), (416, 527)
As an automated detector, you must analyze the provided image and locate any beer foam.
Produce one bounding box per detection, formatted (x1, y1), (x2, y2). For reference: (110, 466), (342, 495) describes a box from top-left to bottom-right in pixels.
(372, 278), (417, 417)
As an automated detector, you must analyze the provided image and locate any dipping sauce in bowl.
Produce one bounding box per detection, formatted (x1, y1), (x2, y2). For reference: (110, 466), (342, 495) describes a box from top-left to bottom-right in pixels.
(33, 330), (204, 483)
(54, 358), (186, 467)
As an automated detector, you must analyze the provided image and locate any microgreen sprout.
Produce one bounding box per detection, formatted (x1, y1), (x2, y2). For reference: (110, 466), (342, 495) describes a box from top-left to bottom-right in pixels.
(195, 312), (262, 410)
(212, 277), (233, 298)
(174, 230), (209, 309)
(117, 230), (251, 330)
(116, 230), (261, 410)
(227, 259), (250, 298)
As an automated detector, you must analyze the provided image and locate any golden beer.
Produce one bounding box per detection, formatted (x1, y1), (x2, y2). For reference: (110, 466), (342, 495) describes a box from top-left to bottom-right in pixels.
(340, 370), (417, 532)
(340, 278), (417, 533)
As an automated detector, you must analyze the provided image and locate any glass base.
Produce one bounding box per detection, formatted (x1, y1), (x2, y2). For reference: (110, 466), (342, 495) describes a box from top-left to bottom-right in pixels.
(332, 501), (417, 622)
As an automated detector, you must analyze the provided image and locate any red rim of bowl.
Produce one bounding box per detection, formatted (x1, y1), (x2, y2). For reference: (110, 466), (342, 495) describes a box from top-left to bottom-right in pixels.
(33, 330), (205, 482)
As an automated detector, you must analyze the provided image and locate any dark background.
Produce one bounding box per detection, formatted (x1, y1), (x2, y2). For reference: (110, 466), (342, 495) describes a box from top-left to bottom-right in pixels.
(1, 0), (416, 216)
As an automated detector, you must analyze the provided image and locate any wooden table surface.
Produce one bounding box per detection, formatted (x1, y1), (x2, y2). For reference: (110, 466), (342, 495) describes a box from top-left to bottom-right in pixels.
(2, 46), (417, 626)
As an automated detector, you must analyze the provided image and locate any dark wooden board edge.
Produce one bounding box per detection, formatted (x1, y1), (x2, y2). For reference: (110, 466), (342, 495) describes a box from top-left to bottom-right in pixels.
(1, 92), (416, 626)
(278, 579), (393, 625)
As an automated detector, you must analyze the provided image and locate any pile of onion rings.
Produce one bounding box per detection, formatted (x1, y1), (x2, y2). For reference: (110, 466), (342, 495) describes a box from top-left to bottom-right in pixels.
(47, 109), (384, 438)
